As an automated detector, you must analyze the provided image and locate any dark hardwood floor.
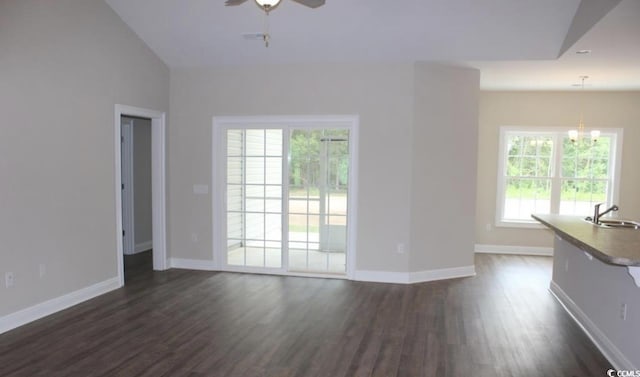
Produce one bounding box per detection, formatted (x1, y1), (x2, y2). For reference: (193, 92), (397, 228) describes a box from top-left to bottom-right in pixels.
(124, 249), (153, 284)
(0, 254), (611, 376)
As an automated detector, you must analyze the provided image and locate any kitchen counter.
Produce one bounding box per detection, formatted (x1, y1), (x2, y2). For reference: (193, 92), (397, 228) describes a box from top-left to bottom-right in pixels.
(532, 214), (640, 267)
(534, 214), (640, 369)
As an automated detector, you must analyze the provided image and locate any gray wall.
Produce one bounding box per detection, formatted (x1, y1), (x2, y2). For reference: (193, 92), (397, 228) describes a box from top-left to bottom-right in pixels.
(170, 63), (415, 272)
(410, 63), (479, 272)
(133, 118), (152, 251)
(0, 0), (169, 317)
(168, 62), (479, 274)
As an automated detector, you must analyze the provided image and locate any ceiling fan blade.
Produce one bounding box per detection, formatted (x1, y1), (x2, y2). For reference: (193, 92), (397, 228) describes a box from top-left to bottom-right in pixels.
(225, 0), (249, 6)
(290, 0), (325, 9)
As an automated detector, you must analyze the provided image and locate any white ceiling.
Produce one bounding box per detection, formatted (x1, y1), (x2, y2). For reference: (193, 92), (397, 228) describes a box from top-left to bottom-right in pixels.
(105, 0), (640, 90)
(470, 0), (640, 90)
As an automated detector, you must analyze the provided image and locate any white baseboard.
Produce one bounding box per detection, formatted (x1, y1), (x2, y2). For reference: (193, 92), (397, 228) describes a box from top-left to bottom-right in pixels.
(475, 244), (553, 256)
(354, 265), (475, 284)
(169, 258), (216, 271)
(134, 240), (153, 254)
(0, 277), (120, 335)
(169, 257), (476, 285)
(409, 265), (476, 283)
(549, 281), (635, 370)
(353, 270), (411, 284)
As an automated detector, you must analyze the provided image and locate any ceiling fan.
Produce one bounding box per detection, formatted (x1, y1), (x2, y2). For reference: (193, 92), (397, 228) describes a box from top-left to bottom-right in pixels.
(225, 0), (325, 47)
(225, 0), (326, 13)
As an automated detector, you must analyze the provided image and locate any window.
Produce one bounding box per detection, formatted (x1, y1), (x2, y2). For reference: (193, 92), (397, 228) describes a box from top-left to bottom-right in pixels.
(496, 127), (622, 226)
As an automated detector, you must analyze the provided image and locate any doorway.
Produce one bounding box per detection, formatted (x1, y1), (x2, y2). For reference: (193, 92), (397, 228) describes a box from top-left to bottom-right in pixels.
(213, 116), (359, 278)
(114, 105), (167, 287)
(121, 116), (153, 281)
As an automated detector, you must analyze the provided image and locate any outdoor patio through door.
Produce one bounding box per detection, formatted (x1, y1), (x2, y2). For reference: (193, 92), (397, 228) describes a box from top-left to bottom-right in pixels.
(215, 116), (357, 277)
(288, 129), (349, 273)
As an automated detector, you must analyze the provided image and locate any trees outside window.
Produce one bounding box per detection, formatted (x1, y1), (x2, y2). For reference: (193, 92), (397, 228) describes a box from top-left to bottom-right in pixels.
(497, 127), (622, 226)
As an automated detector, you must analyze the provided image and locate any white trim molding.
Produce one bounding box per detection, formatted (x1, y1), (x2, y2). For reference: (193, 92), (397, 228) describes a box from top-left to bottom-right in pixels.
(409, 265), (476, 283)
(550, 281), (635, 371)
(168, 258), (349, 281)
(354, 265), (476, 285)
(352, 270), (410, 284)
(475, 244), (553, 256)
(120, 119), (135, 255)
(0, 277), (120, 335)
(169, 258), (216, 271)
(168, 258), (476, 286)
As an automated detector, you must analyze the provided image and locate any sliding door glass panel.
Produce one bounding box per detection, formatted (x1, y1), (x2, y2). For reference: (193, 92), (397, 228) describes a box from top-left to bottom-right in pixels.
(288, 129), (349, 273)
(226, 129), (283, 268)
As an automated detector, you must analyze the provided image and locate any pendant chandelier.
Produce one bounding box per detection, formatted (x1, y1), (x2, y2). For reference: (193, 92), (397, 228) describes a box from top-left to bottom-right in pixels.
(568, 76), (600, 143)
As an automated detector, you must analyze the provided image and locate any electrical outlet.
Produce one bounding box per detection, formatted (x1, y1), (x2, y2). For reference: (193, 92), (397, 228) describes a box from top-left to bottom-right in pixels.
(620, 303), (627, 320)
(396, 243), (406, 254)
(5, 272), (14, 288)
(485, 223), (492, 231)
(191, 232), (199, 243)
(39, 264), (46, 279)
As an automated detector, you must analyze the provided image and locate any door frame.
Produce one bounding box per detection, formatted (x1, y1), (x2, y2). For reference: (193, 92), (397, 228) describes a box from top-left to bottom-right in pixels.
(115, 105), (167, 286)
(212, 115), (359, 279)
(120, 118), (135, 255)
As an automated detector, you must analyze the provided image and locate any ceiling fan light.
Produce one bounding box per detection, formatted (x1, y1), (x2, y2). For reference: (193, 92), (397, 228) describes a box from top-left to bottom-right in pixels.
(255, 0), (281, 7)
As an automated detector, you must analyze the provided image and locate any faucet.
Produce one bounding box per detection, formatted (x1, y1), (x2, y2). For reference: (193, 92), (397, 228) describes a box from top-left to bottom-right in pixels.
(593, 203), (619, 224)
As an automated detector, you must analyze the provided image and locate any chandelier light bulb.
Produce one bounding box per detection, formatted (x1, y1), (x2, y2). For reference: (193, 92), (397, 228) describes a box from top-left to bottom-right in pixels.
(568, 130), (579, 143)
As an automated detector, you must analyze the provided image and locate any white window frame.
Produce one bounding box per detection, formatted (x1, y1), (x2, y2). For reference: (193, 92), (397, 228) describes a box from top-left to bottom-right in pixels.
(212, 115), (359, 279)
(496, 126), (623, 228)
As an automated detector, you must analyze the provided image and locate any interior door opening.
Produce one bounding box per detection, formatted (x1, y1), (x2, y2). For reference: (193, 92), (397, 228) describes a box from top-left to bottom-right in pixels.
(114, 104), (167, 287)
(121, 116), (153, 282)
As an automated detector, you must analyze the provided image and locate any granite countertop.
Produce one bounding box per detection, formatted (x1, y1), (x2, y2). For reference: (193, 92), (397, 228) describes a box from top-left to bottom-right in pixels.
(532, 214), (640, 266)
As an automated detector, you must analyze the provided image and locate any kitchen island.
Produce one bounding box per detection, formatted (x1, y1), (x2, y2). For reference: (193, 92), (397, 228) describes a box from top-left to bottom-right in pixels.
(533, 214), (640, 371)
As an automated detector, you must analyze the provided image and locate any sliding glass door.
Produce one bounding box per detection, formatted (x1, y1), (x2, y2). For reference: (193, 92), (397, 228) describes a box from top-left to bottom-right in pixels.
(226, 129), (283, 268)
(288, 129), (349, 274)
(216, 117), (356, 277)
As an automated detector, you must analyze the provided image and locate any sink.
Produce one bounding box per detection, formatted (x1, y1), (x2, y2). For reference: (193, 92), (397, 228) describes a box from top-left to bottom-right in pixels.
(599, 219), (640, 229)
(585, 218), (640, 229)
(603, 224), (640, 229)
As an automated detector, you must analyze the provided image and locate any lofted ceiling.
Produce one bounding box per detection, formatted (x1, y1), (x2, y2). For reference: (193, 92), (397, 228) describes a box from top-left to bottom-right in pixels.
(105, 0), (639, 90)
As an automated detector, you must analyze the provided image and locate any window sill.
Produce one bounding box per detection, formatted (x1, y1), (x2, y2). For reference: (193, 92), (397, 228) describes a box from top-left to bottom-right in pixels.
(495, 220), (546, 229)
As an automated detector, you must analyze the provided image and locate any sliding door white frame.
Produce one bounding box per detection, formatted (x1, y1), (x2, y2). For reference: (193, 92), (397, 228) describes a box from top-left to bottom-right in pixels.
(212, 115), (359, 279)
